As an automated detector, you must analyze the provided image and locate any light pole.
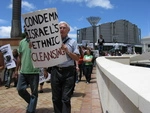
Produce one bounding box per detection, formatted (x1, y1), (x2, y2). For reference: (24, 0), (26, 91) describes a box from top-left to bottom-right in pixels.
(87, 16), (100, 49)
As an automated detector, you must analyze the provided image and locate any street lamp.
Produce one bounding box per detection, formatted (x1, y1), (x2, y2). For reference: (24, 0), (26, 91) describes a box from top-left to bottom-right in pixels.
(87, 16), (101, 49)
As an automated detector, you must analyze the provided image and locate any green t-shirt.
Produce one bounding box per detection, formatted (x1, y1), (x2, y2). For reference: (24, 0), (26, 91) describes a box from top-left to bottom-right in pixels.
(84, 55), (93, 65)
(19, 38), (39, 74)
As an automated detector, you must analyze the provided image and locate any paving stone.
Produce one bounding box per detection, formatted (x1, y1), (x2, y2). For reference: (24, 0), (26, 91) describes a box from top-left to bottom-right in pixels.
(0, 67), (102, 113)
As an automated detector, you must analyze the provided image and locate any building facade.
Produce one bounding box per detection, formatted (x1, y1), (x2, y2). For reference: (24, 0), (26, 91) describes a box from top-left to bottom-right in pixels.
(77, 19), (142, 53)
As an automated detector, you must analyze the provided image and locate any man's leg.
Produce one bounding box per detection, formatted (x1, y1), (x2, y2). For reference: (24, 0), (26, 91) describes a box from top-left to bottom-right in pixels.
(51, 69), (63, 113)
(27, 74), (39, 113)
(7, 69), (13, 87)
(17, 74), (30, 104)
(62, 68), (75, 113)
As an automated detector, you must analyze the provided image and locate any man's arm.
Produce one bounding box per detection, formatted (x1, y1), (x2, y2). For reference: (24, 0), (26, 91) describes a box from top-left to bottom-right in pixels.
(61, 43), (79, 61)
(75, 60), (79, 71)
(14, 54), (21, 75)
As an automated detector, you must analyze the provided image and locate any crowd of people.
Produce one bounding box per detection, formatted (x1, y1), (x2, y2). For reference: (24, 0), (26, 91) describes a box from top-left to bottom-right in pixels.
(0, 27), (125, 113)
(0, 21), (97, 113)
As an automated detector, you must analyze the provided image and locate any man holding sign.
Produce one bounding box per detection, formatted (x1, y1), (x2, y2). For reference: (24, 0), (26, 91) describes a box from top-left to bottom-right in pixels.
(17, 8), (66, 113)
(19, 8), (79, 113)
(49, 21), (79, 113)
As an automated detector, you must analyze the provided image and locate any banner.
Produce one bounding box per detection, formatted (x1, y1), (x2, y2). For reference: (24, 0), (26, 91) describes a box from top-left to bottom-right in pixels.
(0, 44), (16, 69)
(22, 8), (67, 68)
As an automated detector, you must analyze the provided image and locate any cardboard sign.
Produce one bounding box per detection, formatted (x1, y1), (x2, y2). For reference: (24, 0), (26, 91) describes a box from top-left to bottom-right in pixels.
(39, 73), (51, 84)
(22, 8), (67, 68)
(0, 44), (16, 69)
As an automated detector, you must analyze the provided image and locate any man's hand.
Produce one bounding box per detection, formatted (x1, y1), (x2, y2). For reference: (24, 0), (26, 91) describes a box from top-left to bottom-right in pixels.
(14, 70), (18, 77)
(76, 66), (79, 71)
(61, 44), (69, 53)
(29, 42), (33, 48)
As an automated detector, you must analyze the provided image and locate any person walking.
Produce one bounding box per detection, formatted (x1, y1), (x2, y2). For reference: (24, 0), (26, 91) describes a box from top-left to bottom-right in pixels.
(49, 21), (79, 113)
(98, 35), (105, 55)
(114, 41), (120, 56)
(83, 48), (93, 84)
(5, 49), (19, 88)
(15, 31), (40, 113)
(78, 46), (84, 81)
(12, 49), (19, 87)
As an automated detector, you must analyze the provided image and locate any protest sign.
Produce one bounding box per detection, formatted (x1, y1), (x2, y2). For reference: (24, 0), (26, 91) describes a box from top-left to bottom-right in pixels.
(0, 44), (16, 69)
(22, 8), (67, 68)
(39, 68), (51, 83)
(39, 73), (51, 84)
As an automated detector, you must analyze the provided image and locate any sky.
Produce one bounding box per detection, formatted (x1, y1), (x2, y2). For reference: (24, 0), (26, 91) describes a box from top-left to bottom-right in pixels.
(0, 0), (150, 39)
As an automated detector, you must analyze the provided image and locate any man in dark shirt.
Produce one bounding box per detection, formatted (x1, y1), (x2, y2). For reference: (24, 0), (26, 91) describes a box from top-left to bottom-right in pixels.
(98, 35), (105, 55)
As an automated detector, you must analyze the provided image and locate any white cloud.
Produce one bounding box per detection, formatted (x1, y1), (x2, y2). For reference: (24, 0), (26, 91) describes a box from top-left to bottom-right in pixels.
(22, 1), (36, 11)
(62, 0), (113, 9)
(69, 26), (78, 39)
(86, 0), (113, 9)
(0, 26), (11, 38)
(8, 3), (12, 9)
(78, 16), (84, 21)
(68, 33), (77, 39)
(7, 0), (12, 8)
(70, 26), (78, 32)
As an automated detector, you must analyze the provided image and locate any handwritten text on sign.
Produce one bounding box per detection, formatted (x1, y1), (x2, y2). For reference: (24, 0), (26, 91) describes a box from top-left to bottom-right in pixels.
(22, 8), (67, 67)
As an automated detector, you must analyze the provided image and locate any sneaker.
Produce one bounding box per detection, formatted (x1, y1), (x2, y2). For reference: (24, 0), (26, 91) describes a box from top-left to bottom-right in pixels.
(5, 84), (10, 88)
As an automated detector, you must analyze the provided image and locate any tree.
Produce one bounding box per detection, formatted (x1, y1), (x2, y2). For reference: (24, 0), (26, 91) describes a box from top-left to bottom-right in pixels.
(10, 0), (22, 38)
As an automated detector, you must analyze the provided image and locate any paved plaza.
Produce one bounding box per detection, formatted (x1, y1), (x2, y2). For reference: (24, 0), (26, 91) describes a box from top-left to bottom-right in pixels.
(0, 67), (102, 113)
